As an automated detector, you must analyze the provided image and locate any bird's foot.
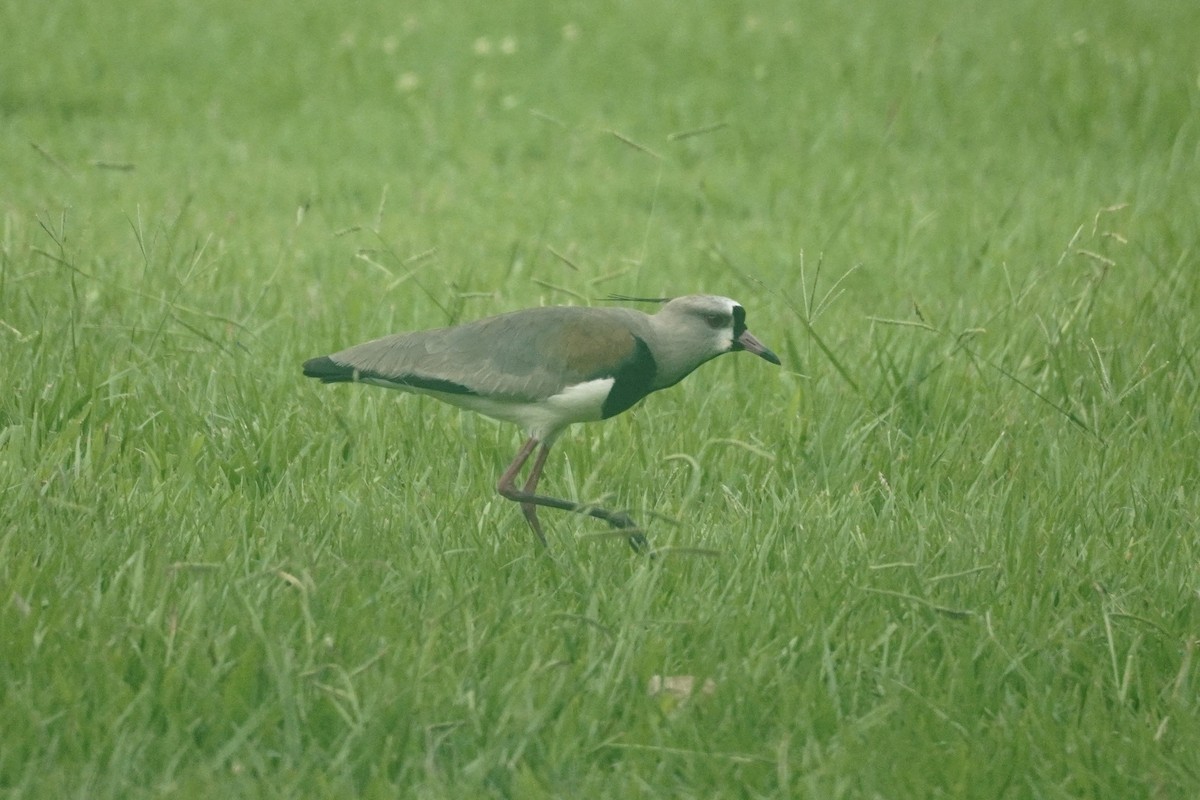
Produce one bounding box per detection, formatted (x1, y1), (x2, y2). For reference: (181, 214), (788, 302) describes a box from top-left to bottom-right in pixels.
(520, 502), (549, 548)
(602, 510), (652, 555)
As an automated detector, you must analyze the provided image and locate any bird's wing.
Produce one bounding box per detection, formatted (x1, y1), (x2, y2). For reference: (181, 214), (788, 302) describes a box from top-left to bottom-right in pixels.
(318, 307), (649, 402)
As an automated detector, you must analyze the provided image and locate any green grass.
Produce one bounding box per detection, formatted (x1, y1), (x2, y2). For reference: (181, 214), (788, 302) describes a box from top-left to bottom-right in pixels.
(3, 0), (1199, 796)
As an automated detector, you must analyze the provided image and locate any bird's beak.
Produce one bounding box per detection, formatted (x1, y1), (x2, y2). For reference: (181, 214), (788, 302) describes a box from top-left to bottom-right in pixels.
(735, 330), (782, 365)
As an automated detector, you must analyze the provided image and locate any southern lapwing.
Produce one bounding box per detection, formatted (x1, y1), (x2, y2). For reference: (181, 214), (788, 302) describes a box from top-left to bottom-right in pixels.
(302, 294), (780, 552)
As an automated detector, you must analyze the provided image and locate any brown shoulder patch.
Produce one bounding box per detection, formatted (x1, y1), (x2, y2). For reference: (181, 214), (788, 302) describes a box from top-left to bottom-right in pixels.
(541, 318), (636, 373)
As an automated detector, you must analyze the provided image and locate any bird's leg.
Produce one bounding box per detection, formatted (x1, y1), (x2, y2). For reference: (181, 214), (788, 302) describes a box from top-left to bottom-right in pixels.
(497, 437), (546, 547)
(518, 442), (553, 543)
(496, 437), (649, 553)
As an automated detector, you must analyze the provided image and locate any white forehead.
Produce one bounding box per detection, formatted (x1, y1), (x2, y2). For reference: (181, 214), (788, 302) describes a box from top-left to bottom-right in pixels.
(663, 294), (740, 314)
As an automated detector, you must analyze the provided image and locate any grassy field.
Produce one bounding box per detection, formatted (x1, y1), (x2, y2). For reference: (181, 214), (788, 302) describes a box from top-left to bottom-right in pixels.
(3, 0), (1199, 796)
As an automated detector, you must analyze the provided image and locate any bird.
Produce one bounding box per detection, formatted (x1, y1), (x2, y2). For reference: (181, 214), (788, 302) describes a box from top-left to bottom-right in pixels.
(302, 294), (780, 552)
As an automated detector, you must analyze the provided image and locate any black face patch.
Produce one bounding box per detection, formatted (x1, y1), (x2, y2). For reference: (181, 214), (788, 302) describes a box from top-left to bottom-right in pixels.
(731, 305), (747, 340)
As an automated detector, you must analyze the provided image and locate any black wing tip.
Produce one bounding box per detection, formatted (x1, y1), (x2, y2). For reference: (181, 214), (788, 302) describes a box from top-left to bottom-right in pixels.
(302, 355), (354, 383)
(302, 356), (477, 395)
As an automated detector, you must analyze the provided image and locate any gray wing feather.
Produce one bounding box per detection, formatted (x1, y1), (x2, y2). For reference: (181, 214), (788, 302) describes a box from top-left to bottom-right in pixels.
(327, 307), (647, 402)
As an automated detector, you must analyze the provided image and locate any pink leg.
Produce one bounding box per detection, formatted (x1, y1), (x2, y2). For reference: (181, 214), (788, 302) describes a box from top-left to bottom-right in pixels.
(518, 442), (553, 540)
(497, 437), (546, 546)
(496, 437), (647, 552)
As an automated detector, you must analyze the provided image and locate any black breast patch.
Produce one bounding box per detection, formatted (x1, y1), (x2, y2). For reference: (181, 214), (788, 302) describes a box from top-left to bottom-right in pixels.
(596, 336), (657, 419)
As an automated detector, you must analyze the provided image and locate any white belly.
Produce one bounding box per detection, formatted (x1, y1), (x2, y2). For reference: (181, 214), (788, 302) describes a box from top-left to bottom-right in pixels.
(365, 376), (616, 442)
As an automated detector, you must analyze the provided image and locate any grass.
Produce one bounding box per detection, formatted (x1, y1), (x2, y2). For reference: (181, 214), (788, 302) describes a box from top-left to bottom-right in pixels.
(2, 0), (1199, 796)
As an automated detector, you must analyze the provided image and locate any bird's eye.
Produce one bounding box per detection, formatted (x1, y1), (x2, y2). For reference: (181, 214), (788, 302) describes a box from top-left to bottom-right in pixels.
(704, 312), (728, 328)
